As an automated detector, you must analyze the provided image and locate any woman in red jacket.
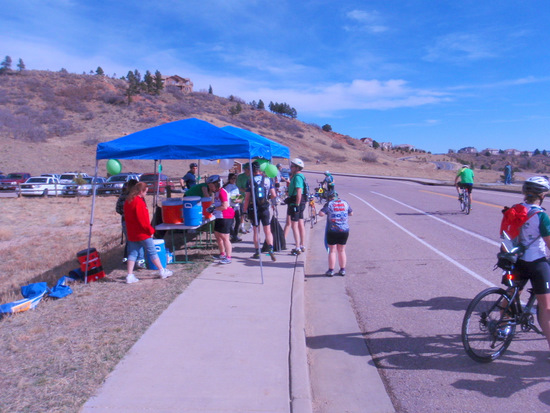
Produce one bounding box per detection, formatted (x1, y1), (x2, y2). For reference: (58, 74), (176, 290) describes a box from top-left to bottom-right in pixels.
(123, 182), (173, 283)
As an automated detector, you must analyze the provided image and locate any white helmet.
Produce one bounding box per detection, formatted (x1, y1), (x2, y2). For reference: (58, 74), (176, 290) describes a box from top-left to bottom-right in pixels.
(523, 176), (550, 194)
(291, 158), (304, 169)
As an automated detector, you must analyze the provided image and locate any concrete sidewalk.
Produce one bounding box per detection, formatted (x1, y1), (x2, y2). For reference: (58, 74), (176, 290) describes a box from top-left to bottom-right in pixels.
(82, 230), (311, 413)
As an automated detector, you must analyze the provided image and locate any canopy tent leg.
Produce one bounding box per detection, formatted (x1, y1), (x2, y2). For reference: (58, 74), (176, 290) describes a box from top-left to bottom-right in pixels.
(85, 160), (100, 284)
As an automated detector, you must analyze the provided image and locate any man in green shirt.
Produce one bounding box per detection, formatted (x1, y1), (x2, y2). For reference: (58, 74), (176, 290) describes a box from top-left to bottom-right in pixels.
(287, 158), (307, 255)
(455, 164), (475, 206)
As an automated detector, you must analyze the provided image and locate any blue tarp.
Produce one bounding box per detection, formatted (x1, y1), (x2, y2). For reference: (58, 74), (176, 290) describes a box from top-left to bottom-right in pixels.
(96, 118), (284, 161)
(221, 126), (290, 159)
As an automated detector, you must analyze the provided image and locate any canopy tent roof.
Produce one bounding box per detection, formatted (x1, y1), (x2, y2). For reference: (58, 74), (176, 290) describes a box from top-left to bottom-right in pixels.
(96, 118), (286, 161)
(221, 125), (289, 159)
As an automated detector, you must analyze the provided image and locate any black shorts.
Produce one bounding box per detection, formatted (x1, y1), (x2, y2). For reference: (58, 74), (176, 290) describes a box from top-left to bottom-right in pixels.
(326, 231), (349, 246)
(458, 183), (473, 193)
(287, 203), (305, 222)
(248, 206), (270, 227)
(214, 218), (233, 234)
(516, 258), (550, 295)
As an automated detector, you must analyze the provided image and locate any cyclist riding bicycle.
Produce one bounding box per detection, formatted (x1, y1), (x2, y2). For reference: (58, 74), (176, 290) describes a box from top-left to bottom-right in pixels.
(455, 164), (474, 207)
(508, 176), (550, 352)
(321, 171), (335, 192)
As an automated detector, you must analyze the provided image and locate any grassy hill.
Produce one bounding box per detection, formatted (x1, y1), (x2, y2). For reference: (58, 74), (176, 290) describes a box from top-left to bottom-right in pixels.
(0, 69), (547, 182)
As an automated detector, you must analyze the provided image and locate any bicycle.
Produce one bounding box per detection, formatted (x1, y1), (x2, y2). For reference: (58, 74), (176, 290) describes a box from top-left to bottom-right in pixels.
(315, 181), (328, 204)
(307, 194), (317, 228)
(458, 185), (471, 215)
(461, 248), (544, 363)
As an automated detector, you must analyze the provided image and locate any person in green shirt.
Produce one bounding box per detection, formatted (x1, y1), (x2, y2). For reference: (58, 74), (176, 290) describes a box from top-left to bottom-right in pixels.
(184, 182), (209, 197)
(455, 165), (475, 206)
(287, 158), (307, 255)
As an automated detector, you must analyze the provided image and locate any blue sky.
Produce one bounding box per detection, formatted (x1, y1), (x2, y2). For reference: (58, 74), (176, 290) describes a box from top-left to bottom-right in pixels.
(2, 0), (549, 154)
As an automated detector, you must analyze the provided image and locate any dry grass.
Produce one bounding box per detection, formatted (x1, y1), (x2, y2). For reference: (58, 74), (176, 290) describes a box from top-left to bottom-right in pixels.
(0, 195), (214, 412)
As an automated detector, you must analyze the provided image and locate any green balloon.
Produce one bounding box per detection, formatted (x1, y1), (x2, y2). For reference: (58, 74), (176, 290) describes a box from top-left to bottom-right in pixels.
(106, 159), (122, 175)
(260, 162), (268, 171)
(265, 164), (278, 178)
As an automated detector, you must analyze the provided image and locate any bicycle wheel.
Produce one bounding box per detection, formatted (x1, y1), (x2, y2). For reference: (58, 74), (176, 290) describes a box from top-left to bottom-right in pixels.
(309, 203), (317, 228)
(465, 194), (471, 215)
(462, 287), (516, 363)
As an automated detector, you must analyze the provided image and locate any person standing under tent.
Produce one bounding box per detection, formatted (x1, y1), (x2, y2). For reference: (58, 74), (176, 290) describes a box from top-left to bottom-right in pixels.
(124, 182), (173, 284)
(116, 179), (145, 267)
(223, 173), (242, 243)
(206, 175), (235, 264)
(180, 162), (198, 190)
(243, 162), (277, 261)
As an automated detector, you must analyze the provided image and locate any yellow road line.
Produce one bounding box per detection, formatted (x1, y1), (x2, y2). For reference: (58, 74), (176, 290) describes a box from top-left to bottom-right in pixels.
(419, 190), (504, 209)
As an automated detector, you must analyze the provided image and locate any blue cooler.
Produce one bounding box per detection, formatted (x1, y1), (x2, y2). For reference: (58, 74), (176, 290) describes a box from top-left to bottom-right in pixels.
(183, 196), (203, 226)
(146, 239), (167, 270)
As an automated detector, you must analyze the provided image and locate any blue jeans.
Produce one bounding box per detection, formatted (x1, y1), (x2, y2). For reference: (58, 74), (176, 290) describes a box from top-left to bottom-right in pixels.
(127, 237), (157, 262)
(123, 222), (144, 261)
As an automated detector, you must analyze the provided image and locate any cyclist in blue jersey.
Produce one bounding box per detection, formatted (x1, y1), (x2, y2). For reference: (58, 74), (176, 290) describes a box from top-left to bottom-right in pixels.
(319, 191), (353, 277)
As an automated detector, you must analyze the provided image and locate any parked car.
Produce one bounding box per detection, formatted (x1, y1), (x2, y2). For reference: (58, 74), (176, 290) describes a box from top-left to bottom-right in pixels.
(0, 173), (31, 191)
(58, 172), (90, 185)
(140, 173), (175, 194)
(20, 176), (64, 197)
(41, 173), (61, 180)
(97, 173), (141, 195)
(63, 177), (108, 196)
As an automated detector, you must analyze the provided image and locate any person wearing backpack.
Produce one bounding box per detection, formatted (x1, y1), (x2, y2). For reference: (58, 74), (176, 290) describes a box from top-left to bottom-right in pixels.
(243, 162), (277, 261)
(287, 158), (307, 256)
(505, 176), (550, 352)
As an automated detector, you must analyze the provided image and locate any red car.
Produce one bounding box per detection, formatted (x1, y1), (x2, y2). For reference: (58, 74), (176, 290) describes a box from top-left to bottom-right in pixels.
(139, 173), (175, 195)
(0, 172), (31, 191)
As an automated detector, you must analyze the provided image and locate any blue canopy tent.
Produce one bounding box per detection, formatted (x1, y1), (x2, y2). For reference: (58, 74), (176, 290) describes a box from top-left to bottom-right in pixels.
(86, 118), (289, 283)
(221, 125), (290, 159)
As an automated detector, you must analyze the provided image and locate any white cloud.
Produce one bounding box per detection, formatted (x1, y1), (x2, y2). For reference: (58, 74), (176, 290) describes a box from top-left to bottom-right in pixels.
(424, 33), (496, 63)
(345, 9), (388, 33)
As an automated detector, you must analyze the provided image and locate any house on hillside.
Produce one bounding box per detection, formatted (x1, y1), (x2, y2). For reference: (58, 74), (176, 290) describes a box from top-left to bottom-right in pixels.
(394, 144), (415, 151)
(360, 137), (374, 147)
(162, 75), (193, 93)
(380, 142), (392, 150)
(458, 146), (478, 154)
(481, 148), (499, 155)
(504, 149), (522, 156)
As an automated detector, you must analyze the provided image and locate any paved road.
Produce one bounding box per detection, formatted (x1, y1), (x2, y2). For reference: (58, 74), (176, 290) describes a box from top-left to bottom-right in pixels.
(309, 176), (550, 412)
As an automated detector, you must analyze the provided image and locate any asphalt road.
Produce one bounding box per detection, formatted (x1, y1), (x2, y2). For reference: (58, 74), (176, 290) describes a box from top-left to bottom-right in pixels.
(309, 175), (550, 413)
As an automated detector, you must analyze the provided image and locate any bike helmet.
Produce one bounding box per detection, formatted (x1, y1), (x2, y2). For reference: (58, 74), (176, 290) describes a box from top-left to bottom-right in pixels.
(462, 165), (469, 169)
(189, 162), (198, 168)
(252, 161), (261, 171)
(276, 163), (282, 168)
(522, 176), (550, 194)
(291, 158), (304, 169)
(327, 190), (338, 200)
(206, 174), (221, 184)
(324, 171), (330, 175)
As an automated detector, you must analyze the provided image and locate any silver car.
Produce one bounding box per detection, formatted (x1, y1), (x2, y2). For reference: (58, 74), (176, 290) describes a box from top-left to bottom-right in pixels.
(63, 177), (107, 196)
(20, 176), (64, 197)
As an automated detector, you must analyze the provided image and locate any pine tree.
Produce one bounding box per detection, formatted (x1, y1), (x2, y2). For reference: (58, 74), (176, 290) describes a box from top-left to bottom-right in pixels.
(95, 66), (104, 76)
(17, 58), (25, 72)
(153, 70), (163, 95)
(143, 70), (154, 93)
(257, 99), (265, 110)
(0, 56), (12, 74)
(208, 85), (213, 94)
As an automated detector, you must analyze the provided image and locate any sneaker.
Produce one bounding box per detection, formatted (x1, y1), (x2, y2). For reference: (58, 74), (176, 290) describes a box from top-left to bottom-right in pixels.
(126, 274), (139, 284)
(338, 269), (346, 276)
(268, 248), (276, 262)
(325, 270), (334, 277)
(136, 259), (146, 269)
(219, 257), (232, 264)
(300, 246), (306, 253)
(230, 236), (242, 243)
(212, 254), (226, 260)
(251, 251), (260, 259)
(290, 248), (301, 256)
(122, 257), (128, 263)
(159, 268), (173, 279)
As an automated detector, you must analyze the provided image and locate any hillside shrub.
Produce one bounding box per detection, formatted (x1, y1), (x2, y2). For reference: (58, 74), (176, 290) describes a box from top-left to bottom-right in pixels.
(331, 142), (344, 150)
(362, 152), (378, 163)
